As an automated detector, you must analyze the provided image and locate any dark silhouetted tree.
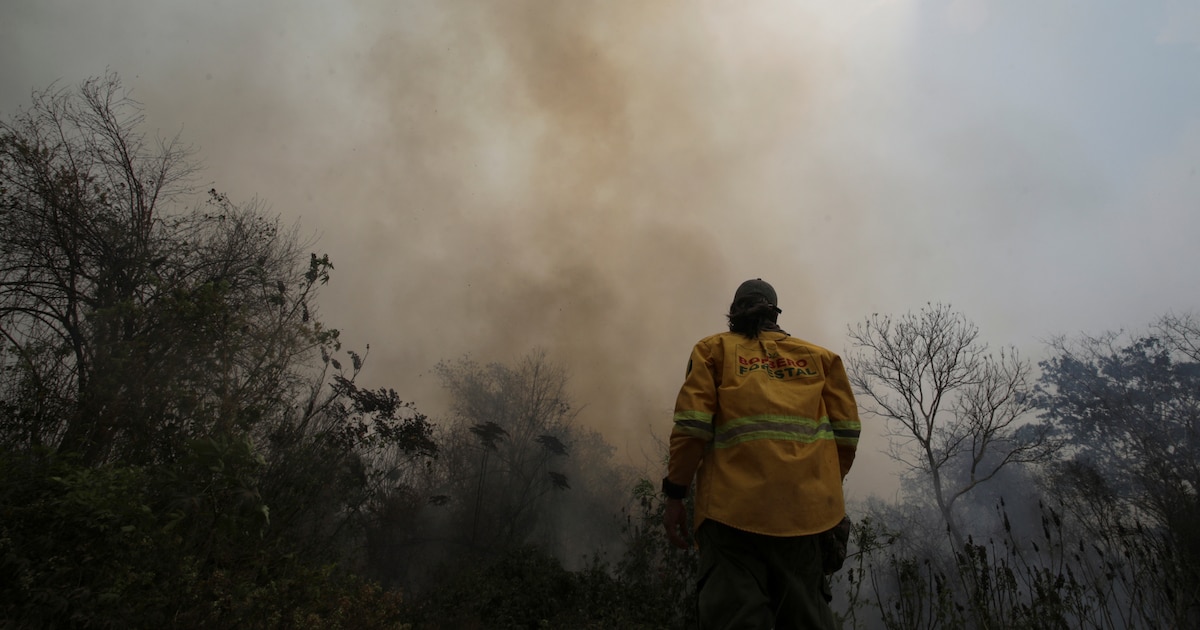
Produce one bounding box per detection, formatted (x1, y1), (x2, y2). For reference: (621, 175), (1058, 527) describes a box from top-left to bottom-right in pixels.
(0, 73), (333, 465)
(1037, 314), (1200, 626)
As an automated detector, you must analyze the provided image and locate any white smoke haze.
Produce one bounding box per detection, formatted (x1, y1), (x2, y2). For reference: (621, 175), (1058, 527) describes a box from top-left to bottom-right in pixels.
(4, 0), (1200, 502)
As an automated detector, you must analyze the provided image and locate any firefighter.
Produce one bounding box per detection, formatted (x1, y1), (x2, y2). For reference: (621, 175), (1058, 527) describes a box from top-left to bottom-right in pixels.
(663, 278), (860, 630)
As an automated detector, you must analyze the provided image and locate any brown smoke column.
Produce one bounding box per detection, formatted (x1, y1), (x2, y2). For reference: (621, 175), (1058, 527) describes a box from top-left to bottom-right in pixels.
(115, 1), (859, 458)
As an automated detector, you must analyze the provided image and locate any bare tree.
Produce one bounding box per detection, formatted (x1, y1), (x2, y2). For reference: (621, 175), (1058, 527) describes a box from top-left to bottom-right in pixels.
(846, 303), (1057, 551)
(1155, 311), (1200, 362)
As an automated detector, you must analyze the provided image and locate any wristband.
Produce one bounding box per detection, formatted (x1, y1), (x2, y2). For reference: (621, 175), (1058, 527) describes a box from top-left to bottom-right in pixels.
(661, 477), (688, 500)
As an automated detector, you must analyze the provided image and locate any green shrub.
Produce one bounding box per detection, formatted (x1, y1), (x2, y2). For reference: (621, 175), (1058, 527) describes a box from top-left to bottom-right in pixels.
(0, 448), (411, 629)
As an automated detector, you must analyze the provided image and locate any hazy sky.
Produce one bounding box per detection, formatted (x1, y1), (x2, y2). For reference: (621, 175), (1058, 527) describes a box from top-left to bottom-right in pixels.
(4, 0), (1199, 500)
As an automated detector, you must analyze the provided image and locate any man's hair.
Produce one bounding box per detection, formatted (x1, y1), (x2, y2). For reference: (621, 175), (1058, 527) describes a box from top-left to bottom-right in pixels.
(727, 296), (779, 339)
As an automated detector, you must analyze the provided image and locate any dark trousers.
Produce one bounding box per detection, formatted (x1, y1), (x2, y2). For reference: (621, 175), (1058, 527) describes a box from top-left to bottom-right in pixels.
(696, 520), (834, 630)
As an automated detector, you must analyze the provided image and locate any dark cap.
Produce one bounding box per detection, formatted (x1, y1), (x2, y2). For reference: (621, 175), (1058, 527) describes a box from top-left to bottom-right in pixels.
(733, 278), (778, 308)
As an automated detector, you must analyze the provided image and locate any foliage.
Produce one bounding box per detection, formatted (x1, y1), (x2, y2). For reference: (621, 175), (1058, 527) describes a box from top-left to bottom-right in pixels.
(1035, 314), (1200, 626)
(262, 356), (440, 569)
(401, 476), (698, 630)
(0, 447), (409, 629)
(611, 477), (700, 629)
(404, 545), (578, 629)
(0, 73), (328, 465)
(429, 351), (579, 553)
(363, 350), (635, 599)
(0, 74), (436, 628)
(843, 495), (1191, 630)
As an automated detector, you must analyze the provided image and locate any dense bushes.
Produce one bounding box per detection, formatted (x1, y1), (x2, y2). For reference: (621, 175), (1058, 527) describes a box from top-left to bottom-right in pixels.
(393, 475), (698, 630)
(0, 446), (698, 628)
(0, 448), (408, 629)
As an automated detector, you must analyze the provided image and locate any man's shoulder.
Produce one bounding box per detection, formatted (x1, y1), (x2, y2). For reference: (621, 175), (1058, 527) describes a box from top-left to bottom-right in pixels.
(693, 331), (739, 347)
(776, 334), (838, 358)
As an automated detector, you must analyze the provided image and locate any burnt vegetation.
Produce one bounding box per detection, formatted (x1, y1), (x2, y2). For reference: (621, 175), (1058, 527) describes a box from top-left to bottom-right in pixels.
(1, 75), (1196, 629)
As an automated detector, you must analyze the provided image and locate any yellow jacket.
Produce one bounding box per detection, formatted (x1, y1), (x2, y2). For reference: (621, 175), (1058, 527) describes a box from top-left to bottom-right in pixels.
(666, 330), (861, 537)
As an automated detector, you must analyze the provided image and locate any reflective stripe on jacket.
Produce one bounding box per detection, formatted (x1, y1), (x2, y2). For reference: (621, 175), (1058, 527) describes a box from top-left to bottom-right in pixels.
(666, 330), (860, 537)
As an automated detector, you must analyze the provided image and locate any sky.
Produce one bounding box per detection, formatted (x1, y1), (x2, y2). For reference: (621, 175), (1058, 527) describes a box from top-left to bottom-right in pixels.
(4, 0), (1199, 501)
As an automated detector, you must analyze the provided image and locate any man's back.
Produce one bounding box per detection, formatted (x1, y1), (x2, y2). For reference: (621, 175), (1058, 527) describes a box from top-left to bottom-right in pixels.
(671, 330), (858, 537)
